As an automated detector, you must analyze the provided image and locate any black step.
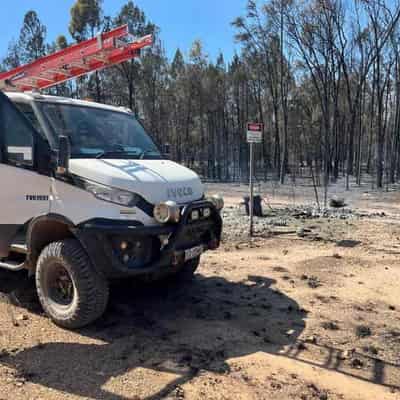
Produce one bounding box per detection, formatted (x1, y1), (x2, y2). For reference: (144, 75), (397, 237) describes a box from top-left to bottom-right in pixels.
(0, 260), (25, 271)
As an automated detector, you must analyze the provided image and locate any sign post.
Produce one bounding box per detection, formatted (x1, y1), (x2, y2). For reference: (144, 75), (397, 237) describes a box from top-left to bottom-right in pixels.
(249, 141), (255, 236)
(246, 123), (263, 236)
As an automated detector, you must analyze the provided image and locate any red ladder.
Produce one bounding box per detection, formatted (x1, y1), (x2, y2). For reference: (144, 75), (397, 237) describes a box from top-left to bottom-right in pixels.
(0, 24), (153, 92)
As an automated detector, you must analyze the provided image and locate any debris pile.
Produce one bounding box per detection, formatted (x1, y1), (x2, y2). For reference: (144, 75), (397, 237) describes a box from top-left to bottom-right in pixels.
(221, 203), (386, 242)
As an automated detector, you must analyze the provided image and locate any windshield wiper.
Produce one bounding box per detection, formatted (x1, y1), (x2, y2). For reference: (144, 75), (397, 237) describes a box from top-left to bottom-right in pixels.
(139, 149), (161, 159)
(95, 150), (130, 159)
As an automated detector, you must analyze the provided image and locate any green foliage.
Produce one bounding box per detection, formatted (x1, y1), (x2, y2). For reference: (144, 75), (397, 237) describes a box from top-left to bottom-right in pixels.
(1, 40), (21, 70)
(69, 0), (102, 41)
(171, 49), (185, 79)
(19, 10), (47, 63)
(114, 0), (155, 37)
(56, 35), (68, 50)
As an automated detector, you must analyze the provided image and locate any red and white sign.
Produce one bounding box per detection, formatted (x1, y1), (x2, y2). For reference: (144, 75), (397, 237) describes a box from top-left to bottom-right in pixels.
(246, 123), (263, 143)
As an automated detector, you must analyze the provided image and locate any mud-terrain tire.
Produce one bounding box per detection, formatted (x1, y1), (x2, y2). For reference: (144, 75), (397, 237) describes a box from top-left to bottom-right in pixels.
(36, 239), (109, 329)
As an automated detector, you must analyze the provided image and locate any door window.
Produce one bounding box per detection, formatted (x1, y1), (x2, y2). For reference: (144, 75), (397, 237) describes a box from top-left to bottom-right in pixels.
(0, 94), (34, 165)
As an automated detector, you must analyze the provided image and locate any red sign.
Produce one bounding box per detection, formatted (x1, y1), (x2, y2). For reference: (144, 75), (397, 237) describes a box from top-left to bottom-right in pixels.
(247, 123), (263, 132)
(247, 122), (263, 143)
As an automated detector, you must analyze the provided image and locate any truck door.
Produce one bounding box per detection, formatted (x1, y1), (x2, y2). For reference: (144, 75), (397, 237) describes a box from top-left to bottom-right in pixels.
(0, 92), (50, 257)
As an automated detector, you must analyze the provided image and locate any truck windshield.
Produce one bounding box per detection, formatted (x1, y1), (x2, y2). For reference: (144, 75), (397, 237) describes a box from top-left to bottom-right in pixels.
(38, 102), (162, 159)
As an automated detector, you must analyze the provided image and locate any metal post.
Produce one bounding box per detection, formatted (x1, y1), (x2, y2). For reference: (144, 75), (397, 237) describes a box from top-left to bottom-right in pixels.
(249, 142), (254, 236)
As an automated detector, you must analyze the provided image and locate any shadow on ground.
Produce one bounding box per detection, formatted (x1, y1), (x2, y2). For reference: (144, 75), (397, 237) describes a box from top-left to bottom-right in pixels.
(0, 273), (306, 399)
(0, 270), (398, 399)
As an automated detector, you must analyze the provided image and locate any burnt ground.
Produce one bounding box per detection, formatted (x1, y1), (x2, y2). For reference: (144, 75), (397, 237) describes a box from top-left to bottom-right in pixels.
(0, 179), (399, 399)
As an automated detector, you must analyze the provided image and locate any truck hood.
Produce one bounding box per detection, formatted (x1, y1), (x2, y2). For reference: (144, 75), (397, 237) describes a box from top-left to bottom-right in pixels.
(69, 159), (204, 205)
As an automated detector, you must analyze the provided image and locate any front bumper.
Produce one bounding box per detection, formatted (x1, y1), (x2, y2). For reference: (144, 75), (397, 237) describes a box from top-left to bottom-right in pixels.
(74, 200), (223, 279)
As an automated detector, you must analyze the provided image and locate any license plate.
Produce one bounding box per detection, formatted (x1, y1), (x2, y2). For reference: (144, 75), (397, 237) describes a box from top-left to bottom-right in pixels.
(184, 245), (204, 261)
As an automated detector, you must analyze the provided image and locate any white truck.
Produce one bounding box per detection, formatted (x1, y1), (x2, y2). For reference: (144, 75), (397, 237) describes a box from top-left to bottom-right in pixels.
(0, 90), (223, 328)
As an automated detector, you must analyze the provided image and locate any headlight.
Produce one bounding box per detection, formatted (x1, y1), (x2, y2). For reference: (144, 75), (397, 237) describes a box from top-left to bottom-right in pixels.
(209, 194), (224, 210)
(83, 180), (138, 207)
(154, 201), (180, 224)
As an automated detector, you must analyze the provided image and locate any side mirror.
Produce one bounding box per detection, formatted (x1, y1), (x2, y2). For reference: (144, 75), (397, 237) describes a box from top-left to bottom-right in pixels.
(57, 135), (70, 175)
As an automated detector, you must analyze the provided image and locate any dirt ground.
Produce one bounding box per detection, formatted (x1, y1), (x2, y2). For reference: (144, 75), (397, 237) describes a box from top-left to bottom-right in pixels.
(0, 178), (400, 399)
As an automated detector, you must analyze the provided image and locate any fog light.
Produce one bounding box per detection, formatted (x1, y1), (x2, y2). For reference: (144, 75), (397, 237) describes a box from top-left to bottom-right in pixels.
(191, 210), (200, 221)
(120, 241), (129, 251)
(154, 201), (180, 224)
(203, 208), (211, 218)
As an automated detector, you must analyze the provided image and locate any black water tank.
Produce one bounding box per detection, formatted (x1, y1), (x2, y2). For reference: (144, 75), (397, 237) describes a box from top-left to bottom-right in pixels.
(244, 195), (263, 217)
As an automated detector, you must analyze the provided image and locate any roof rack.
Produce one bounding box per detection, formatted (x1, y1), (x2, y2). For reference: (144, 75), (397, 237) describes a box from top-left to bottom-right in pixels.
(0, 24), (152, 92)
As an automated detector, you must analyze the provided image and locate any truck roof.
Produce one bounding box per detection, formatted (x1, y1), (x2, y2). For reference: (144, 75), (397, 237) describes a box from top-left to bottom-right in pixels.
(5, 91), (132, 114)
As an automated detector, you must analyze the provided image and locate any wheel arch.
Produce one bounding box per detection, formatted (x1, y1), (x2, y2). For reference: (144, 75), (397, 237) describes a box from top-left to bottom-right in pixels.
(26, 214), (76, 268)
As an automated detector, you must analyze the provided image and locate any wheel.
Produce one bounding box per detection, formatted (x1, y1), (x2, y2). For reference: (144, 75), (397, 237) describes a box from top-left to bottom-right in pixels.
(35, 239), (109, 329)
(171, 256), (201, 283)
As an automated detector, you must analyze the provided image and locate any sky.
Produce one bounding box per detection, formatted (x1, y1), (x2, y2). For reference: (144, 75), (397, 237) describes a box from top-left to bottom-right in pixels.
(0, 0), (248, 63)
